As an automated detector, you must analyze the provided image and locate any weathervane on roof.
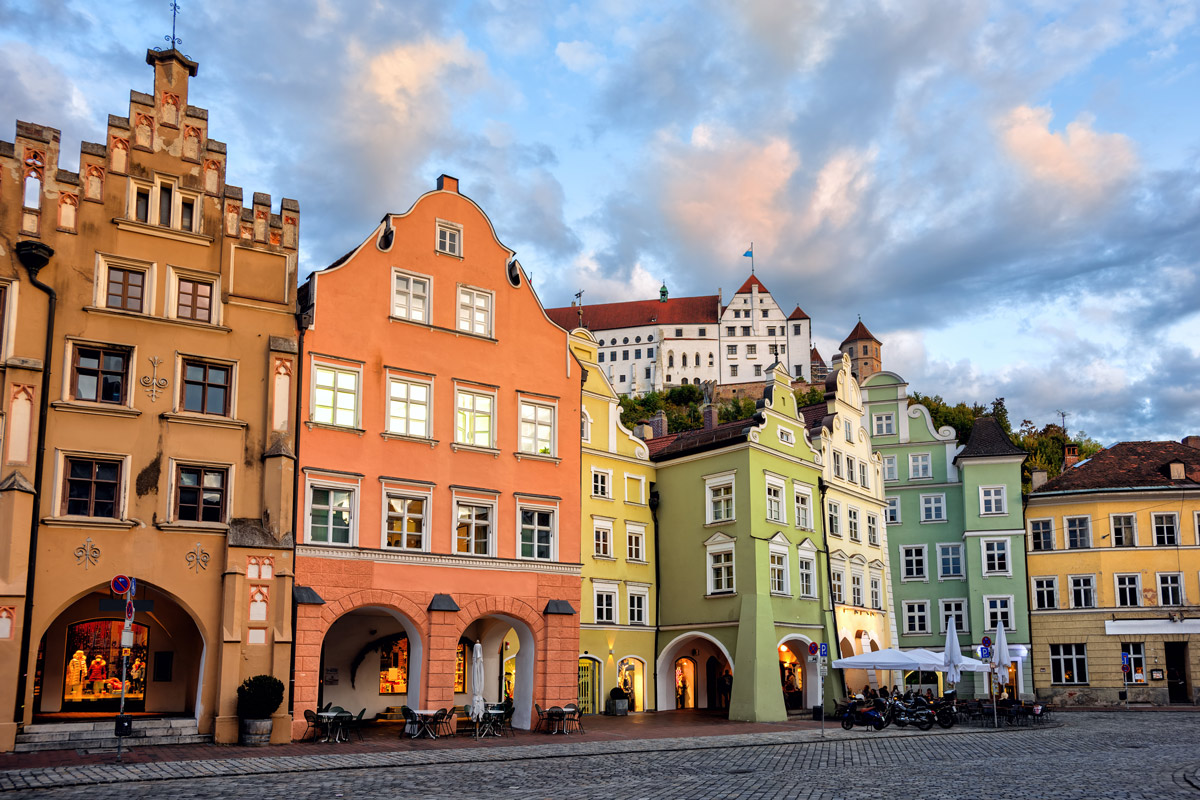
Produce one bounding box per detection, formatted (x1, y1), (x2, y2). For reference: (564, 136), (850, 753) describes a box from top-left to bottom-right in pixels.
(154, 2), (189, 57)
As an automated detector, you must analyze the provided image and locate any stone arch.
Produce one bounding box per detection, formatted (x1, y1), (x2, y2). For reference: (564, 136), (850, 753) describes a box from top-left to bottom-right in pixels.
(776, 633), (819, 710)
(656, 631), (734, 712)
(454, 596), (543, 729)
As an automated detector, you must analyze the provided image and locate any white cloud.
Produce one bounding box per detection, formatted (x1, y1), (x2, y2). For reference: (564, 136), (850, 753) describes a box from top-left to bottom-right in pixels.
(555, 40), (605, 74)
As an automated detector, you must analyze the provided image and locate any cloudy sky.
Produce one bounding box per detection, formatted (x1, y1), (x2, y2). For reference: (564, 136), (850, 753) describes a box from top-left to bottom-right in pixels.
(3, 0), (1198, 444)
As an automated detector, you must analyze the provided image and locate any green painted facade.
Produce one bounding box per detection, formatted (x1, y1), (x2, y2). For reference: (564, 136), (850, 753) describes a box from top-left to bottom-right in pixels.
(862, 371), (1031, 699)
(651, 365), (836, 721)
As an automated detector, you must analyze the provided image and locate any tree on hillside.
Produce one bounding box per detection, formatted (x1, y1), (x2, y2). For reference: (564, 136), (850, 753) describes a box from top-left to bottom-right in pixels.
(618, 386), (756, 434)
(794, 385), (825, 407)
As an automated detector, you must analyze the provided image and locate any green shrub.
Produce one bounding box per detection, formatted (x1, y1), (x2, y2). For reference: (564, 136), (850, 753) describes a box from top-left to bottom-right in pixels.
(237, 674), (284, 719)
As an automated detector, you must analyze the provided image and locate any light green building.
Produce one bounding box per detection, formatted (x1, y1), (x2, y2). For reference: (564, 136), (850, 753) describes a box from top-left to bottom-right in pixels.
(862, 372), (1031, 699)
(646, 364), (835, 721)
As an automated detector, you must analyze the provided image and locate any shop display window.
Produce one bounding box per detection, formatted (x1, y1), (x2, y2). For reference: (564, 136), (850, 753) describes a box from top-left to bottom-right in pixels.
(378, 635), (409, 694)
(455, 641), (468, 693)
(62, 620), (148, 711)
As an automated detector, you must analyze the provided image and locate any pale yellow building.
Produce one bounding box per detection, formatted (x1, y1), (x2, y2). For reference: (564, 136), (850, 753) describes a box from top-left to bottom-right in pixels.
(570, 330), (658, 714)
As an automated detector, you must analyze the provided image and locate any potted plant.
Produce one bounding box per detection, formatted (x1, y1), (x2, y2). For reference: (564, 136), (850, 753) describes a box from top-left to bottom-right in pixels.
(237, 674), (284, 745)
(607, 685), (629, 716)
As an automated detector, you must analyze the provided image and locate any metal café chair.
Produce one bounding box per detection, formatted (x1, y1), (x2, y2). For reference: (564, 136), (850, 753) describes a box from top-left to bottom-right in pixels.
(562, 703), (584, 735)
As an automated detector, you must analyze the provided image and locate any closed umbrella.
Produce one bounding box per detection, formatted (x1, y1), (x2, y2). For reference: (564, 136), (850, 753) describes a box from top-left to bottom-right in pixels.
(990, 621), (1010, 728)
(943, 617), (964, 685)
(470, 641), (486, 722)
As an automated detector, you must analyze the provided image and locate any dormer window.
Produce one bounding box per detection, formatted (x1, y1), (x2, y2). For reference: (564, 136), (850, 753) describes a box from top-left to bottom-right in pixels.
(436, 221), (462, 256)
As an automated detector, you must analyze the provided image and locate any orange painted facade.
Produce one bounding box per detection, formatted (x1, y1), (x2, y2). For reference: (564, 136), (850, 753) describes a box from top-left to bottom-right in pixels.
(292, 176), (581, 734)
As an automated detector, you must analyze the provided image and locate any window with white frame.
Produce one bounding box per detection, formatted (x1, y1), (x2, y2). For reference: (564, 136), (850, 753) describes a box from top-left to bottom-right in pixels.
(1159, 573), (1184, 606)
(1050, 643), (1088, 684)
(1033, 577), (1058, 610)
(1030, 519), (1054, 551)
(778, 427), (795, 445)
(870, 575), (882, 609)
(851, 572), (864, 606)
(1066, 516), (1091, 548)
(904, 601), (929, 634)
(457, 286), (492, 336)
(827, 501), (841, 536)
(129, 177), (198, 232)
(313, 365), (359, 428)
(938, 543), (964, 578)
(627, 525), (645, 561)
(594, 523), (613, 557)
(625, 474), (646, 504)
(831, 569), (844, 603)
(765, 479), (786, 523)
(308, 485), (354, 545)
(847, 507), (860, 542)
(985, 596), (1012, 630)
(707, 540), (735, 595)
(61, 454), (126, 519)
(519, 400), (555, 455)
(384, 493), (426, 550)
(1122, 643), (1145, 685)
(1154, 513), (1179, 546)
(832, 451), (843, 479)
(794, 487), (812, 530)
(769, 547), (789, 595)
(436, 221), (461, 256)
(921, 494), (945, 522)
(392, 271), (429, 322)
(886, 496), (900, 525)
(455, 389), (494, 447)
(594, 585), (617, 623)
(519, 506), (555, 560)
(707, 476), (734, 523)
(859, 462), (870, 489)
(798, 556), (816, 597)
(1111, 514), (1135, 547)
(845, 420), (853, 442)
(846, 456), (856, 484)
(628, 588), (648, 625)
(581, 409), (591, 443)
(980, 486), (1007, 515)
(592, 469), (611, 498)
(910, 453), (932, 479)
(1115, 574), (1140, 607)
(454, 501), (493, 556)
(940, 599), (967, 633)
(867, 514), (879, 546)
(882, 455), (897, 482)
(1070, 575), (1096, 608)
(873, 413), (894, 435)
(983, 539), (1010, 575)
(387, 377), (430, 438)
(903, 545), (926, 580)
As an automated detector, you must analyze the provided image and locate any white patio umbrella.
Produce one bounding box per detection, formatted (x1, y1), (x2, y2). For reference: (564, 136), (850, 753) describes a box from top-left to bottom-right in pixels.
(990, 621), (1011, 728)
(943, 617), (964, 685)
(831, 648), (925, 671)
(470, 641), (486, 722)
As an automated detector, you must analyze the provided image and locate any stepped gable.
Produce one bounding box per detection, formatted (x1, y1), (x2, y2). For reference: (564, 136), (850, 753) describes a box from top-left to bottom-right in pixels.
(840, 320), (879, 346)
(1034, 441), (1200, 494)
(735, 274), (769, 294)
(544, 294), (719, 331)
(955, 417), (1025, 461)
(651, 418), (759, 460)
(788, 306), (810, 320)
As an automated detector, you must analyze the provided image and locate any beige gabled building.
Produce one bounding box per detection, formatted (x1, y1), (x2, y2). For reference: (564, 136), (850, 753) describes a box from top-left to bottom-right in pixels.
(0, 49), (298, 750)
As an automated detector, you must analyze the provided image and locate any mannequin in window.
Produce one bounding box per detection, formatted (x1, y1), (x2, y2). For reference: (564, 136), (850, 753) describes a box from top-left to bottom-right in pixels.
(67, 650), (88, 698)
(88, 655), (108, 695)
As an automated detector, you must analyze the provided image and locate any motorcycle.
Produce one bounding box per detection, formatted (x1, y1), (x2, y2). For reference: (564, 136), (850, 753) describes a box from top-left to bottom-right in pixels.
(841, 697), (886, 731)
(888, 695), (935, 731)
(931, 690), (957, 729)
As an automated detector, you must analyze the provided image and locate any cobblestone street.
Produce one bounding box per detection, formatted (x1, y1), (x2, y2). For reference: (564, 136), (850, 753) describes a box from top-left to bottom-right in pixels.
(2, 712), (1197, 799)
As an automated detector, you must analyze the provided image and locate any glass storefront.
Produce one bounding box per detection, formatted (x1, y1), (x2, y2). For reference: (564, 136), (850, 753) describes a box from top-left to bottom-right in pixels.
(62, 620), (148, 711)
(378, 634), (409, 694)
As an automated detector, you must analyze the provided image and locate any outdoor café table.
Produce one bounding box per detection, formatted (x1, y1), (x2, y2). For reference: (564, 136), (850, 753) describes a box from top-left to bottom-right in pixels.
(546, 706), (566, 735)
(475, 704), (504, 738)
(410, 709), (440, 739)
(317, 711), (347, 743)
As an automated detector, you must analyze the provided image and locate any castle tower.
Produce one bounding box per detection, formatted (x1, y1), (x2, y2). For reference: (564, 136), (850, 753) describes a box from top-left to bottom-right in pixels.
(839, 319), (881, 380)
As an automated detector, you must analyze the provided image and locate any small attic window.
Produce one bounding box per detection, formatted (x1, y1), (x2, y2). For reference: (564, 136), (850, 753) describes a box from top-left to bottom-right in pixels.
(1169, 461), (1185, 480)
(436, 221), (461, 256)
(506, 259), (521, 287)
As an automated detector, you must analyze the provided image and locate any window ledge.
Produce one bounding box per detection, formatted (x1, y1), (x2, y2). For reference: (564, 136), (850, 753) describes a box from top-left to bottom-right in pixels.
(626, 559), (649, 565)
(156, 520), (229, 533)
(42, 515), (139, 530)
(305, 420), (366, 435)
(938, 575), (966, 582)
(920, 520), (948, 525)
(450, 443), (501, 457)
(705, 592), (737, 599)
(84, 306), (232, 332)
(901, 577), (930, 583)
(162, 412), (248, 430)
(770, 592), (792, 598)
(592, 554), (616, 561)
(980, 512), (1009, 517)
(591, 494), (614, 501)
(705, 520), (735, 527)
(514, 451), (562, 464)
(113, 218), (213, 245)
(51, 400), (141, 418)
(982, 572), (1013, 578)
(381, 432), (439, 448)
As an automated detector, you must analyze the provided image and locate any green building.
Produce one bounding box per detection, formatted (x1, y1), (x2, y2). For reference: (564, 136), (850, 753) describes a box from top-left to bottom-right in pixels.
(862, 372), (1031, 699)
(644, 365), (834, 721)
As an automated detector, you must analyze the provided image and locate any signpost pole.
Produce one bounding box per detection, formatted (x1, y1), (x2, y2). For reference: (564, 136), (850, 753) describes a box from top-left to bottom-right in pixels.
(111, 574), (133, 764)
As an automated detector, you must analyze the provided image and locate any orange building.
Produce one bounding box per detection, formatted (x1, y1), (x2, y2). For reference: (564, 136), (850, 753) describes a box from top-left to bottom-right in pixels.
(292, 175), (581, 734)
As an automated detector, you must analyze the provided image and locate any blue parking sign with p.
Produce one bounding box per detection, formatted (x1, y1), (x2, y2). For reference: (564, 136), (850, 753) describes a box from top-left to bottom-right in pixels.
(819, 642), (829, 658)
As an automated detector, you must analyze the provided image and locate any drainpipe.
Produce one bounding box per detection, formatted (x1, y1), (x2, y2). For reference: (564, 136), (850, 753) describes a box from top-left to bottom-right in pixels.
(12, 241), (55, 726)
(817, 476), (844, 712)
(287, 294), (309, 717)
(649, 486), (661, 712)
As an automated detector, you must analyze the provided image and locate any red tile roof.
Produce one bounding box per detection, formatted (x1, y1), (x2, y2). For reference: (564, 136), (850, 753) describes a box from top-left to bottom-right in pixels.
(644, 431), (682, 458)
(735, 274), (770, 294)
(799, 402), (828, 432)
(544, 295), (719, 331)
(788, 306), (810, 320)
(840, 320), (879, 346)
(651, 418), (759, 460)
(810, 346), (823, 363)
(1033, 441), (1200, 494)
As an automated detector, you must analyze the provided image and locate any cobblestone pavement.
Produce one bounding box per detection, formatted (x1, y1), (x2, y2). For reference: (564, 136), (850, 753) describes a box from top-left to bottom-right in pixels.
(3, 713), (1197, 799)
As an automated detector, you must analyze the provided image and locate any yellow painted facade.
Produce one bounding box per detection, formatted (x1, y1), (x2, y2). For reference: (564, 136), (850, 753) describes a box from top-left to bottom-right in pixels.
(570, 330), (657, 714)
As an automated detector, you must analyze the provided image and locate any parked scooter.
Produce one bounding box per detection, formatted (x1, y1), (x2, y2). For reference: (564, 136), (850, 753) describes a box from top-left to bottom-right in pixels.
(841, 696), (886, 731)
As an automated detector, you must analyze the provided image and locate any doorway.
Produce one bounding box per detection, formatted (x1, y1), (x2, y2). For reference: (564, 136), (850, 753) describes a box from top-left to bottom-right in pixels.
(674, 657), (696, 708)
(578, 657), (600, 714)
(1165, 641), (1189, 703)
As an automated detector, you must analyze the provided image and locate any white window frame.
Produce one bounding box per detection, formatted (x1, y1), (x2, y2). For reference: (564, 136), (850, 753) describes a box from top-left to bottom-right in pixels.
(593, 580), (618, 624)
(866, 514), (879, 547)
(882, 455), (897, 482)
(627, 586), (649, 626)
(920, 493), (946, 523)
(52, 449), (133, 521)
(1122, 643), (1146, 686)
(454, 387), (496, 448)
(1032, 576), (1058, 611)
(580, 407), (592, 443)
(1049, 643), (1088, 685)
(904, 601), (930, 635)
(938, 543), (964, 579)
(1110, 513), (1137, 547)
(436, 219), (462, 256)
(769, 541), (790, 596)
(982, 538), (1011, 576)
(626, 524), (646, 562)
(386, 374), (432, 439)
(1114, 573), (1141, 607)
(910, 452), (932, 480)
(797, 554), (816, 598)
(95, 253), (156, 316)
(846, 456), (856, 484)
(793, 485), (813, 530)
(1069, 574), (1096, 609)
(859, 461), (870, 489)
(705, 472), (736, 524)
(873, 413), (894, 435)
(827, 501), (841, 537)
(624, 473), (647, 505)
(765, 476), (786, 524)
(456, 284), (493, 337)
(939, 598), (968, 634)
(127, 175), (200, 232)
(778, 426), (795, 445)
(1158, 572), (1184, 606)
(980, 485), (1007, 516)
(705, 534), (736, 596)
(1065, 515), (1092, 549)
(312, 361), (361, 429)
(165, 264), (221, 325)
(1153, 513), (1179, 546)
(305, 477), (358, 547)
(516, 503), (557, 561)
(832, 451), (843, 479)
(850, 571), (864, 607)
(902, 544), (927, 582)
(844, 420), (853, 442)
(984, 595), (1014, 631)
(870, 573), (882, 609)
(886, 496), (900, 525)
(391, 268), (431, 323)
(381, 485), (431, 552)
(593, 519), (614, 558)
(831, 568), (845, 604)
(517, 398), (557, 456)
(592, 468), (612, 499)
(847, 506), (860, 542)
(1029, 518), (1055, 551)
(453, 496), (496, 557)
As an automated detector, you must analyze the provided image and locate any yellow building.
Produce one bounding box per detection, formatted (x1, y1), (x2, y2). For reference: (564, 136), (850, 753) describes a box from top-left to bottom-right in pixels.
(804, 353), (895, 694)
(1027, 438), (1200, 706)
(569, 330), (657, 714)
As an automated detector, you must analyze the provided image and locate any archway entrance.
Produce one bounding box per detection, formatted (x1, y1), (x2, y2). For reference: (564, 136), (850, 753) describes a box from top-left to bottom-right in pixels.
(319, 606), (424, 717)
(460, 614), (535, 729)
(778, 640), (807, 711)
(35, 582), (203, 718)
(578, 656), (601, 714)
(656, 632), (733, 713)
(616, 656), (645, 712)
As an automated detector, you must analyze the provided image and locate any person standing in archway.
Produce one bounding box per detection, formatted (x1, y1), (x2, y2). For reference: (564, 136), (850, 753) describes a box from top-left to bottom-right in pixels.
(719, 668), (733, 710)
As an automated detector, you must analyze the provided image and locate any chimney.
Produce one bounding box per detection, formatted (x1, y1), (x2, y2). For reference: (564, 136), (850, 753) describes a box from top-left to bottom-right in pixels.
(649, 410), (668, 439)
(437, 174), (459, 192)
(635, 422), (653, 441)
(1064, 444), (1080, 469)
(1031, 470), (1048, 490)
(1182, 436), (1200, 449)
(1169, 461), (1185, 481)
(702, 402), (718, 430)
